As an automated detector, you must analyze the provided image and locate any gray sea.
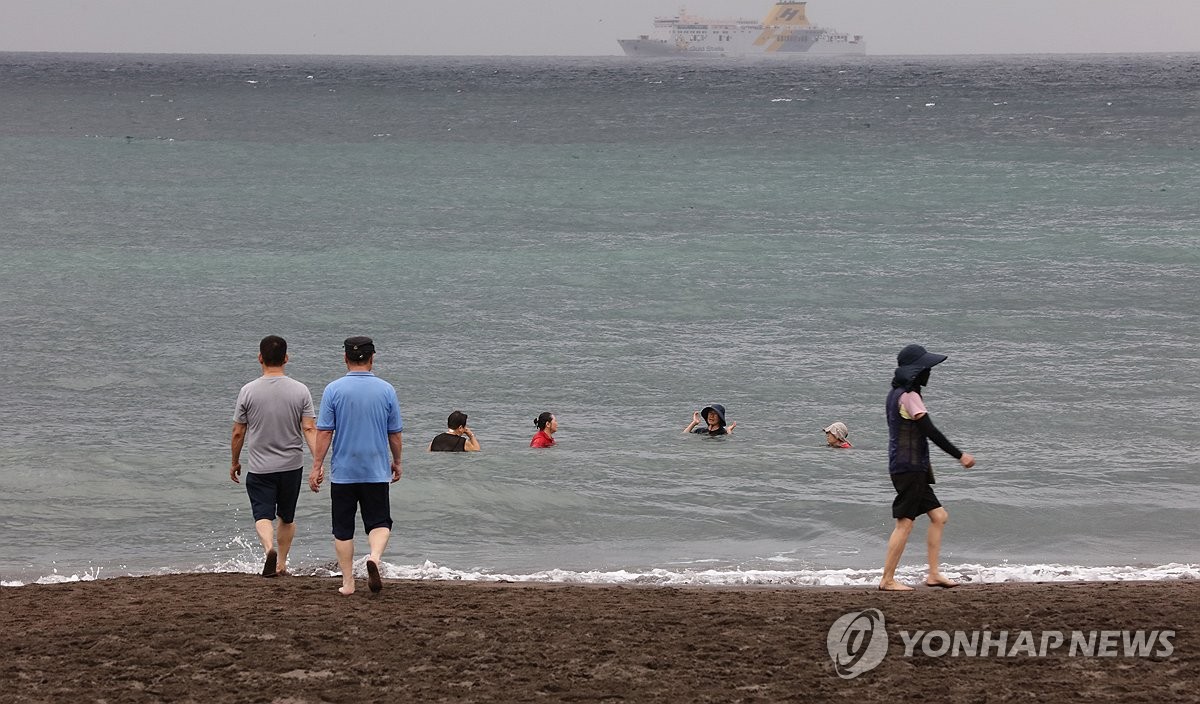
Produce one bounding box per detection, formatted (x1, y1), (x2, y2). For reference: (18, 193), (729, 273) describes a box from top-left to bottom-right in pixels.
(1, 52), (1197, 587)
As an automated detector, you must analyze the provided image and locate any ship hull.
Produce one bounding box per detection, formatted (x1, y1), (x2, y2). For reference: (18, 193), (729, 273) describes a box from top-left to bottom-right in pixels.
(618, 38), (866, 58)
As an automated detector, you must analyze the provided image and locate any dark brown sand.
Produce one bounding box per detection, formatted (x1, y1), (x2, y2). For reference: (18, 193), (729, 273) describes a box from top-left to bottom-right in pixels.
(1, 575), (1196, 703)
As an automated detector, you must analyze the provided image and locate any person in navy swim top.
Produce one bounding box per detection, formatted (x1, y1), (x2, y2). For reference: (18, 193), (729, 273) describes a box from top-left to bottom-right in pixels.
(878, 344), (975, 592)
(684, 404), (736, 436)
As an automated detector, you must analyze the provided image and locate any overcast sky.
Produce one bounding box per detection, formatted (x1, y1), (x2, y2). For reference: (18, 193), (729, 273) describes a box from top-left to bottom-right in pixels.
(2, 1), (1199, 56)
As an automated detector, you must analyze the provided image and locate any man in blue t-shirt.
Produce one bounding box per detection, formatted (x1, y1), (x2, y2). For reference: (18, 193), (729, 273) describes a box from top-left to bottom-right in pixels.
(308, 336), (403, 596)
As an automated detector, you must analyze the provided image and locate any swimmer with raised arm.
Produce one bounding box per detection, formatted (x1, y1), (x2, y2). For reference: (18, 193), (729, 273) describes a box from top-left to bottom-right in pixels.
(684, 404), (736, 436)
(429, 410), (480, 452)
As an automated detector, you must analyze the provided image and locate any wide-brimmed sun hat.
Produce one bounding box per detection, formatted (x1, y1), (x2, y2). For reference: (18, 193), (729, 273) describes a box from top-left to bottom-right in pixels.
(896, 344), (947, 369)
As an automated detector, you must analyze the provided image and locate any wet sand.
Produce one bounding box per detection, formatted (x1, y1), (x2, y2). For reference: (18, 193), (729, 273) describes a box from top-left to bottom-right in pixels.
(1, 575), (1196, 702)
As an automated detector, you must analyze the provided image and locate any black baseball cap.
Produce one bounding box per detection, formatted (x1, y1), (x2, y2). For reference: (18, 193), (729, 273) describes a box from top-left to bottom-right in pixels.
(344, 336), (375, 361)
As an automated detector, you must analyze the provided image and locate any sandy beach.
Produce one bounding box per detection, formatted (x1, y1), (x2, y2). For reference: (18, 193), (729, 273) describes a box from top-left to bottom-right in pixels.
(1, 575), (1196, 703)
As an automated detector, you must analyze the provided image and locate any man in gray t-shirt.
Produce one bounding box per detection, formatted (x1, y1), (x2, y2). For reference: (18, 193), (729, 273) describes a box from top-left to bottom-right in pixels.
(231, 335), (317, 578)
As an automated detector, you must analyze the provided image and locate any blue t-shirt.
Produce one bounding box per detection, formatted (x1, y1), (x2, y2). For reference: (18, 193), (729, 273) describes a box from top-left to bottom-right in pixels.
(317, 372), (403, 483)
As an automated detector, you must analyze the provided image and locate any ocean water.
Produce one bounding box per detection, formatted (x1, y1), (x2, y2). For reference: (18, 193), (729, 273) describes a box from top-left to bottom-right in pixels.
(1, 52), (1198, 587)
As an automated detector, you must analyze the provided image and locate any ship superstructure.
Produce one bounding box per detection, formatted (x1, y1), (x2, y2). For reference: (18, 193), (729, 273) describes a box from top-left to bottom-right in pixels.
(618, 2), (865, 58)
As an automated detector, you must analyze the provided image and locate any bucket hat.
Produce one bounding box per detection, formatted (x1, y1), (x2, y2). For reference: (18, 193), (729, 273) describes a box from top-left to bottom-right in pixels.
(700, 404), (727, 427)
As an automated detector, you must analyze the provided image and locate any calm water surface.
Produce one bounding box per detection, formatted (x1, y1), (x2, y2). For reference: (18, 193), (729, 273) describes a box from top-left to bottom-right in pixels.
(1, 53), (1197, 585)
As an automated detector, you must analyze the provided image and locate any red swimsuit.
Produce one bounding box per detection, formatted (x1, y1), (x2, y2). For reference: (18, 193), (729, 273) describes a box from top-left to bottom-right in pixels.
(530, 430), (556, 448)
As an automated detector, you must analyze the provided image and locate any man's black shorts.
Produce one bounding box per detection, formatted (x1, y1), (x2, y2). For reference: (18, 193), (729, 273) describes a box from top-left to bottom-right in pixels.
(330, 482), (393, 541)
(245, 468), (304, 523)
(891, 470), (942, 520)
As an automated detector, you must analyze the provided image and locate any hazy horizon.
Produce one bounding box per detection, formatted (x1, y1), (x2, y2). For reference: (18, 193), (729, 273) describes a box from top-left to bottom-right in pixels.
(3, 0), (1199, 57)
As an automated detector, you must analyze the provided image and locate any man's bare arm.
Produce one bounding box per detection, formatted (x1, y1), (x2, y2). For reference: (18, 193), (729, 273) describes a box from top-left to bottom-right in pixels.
(389, 432), (403, 482)
(301, 417), (318, 458)
(230, 422), (247, 483)
(308, 429), (334, 492)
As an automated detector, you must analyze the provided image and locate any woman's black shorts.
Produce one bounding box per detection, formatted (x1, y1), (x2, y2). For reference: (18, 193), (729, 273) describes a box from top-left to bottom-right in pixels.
(891, 471), (942, 520)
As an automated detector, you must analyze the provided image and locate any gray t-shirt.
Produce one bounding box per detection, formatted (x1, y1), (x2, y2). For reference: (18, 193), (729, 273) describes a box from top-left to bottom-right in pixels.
(233, 375), (315, 474)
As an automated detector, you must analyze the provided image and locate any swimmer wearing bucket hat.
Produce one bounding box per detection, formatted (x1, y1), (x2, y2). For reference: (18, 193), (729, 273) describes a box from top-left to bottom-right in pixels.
(684, 404), (736, 436)
(823, 422), (852, 448)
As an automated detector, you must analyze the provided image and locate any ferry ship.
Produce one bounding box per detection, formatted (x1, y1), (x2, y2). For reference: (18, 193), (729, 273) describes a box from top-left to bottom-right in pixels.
(618, 1), (865, 58)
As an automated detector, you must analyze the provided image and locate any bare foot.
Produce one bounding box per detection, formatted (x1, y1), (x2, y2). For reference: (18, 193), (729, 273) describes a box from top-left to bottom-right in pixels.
(262, 549), (278, 578)
(338, 583), (355, 596)
(878, 580), (915, 592)
(925, 575), (960, 589)
(367, 559), (382, 594)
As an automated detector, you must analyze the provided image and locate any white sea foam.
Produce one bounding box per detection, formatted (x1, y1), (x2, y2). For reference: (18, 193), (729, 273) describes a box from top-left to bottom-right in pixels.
(364, 561), (1200, 588)
(5, 561), (1197, 588)
(2, 567), (103, 587)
